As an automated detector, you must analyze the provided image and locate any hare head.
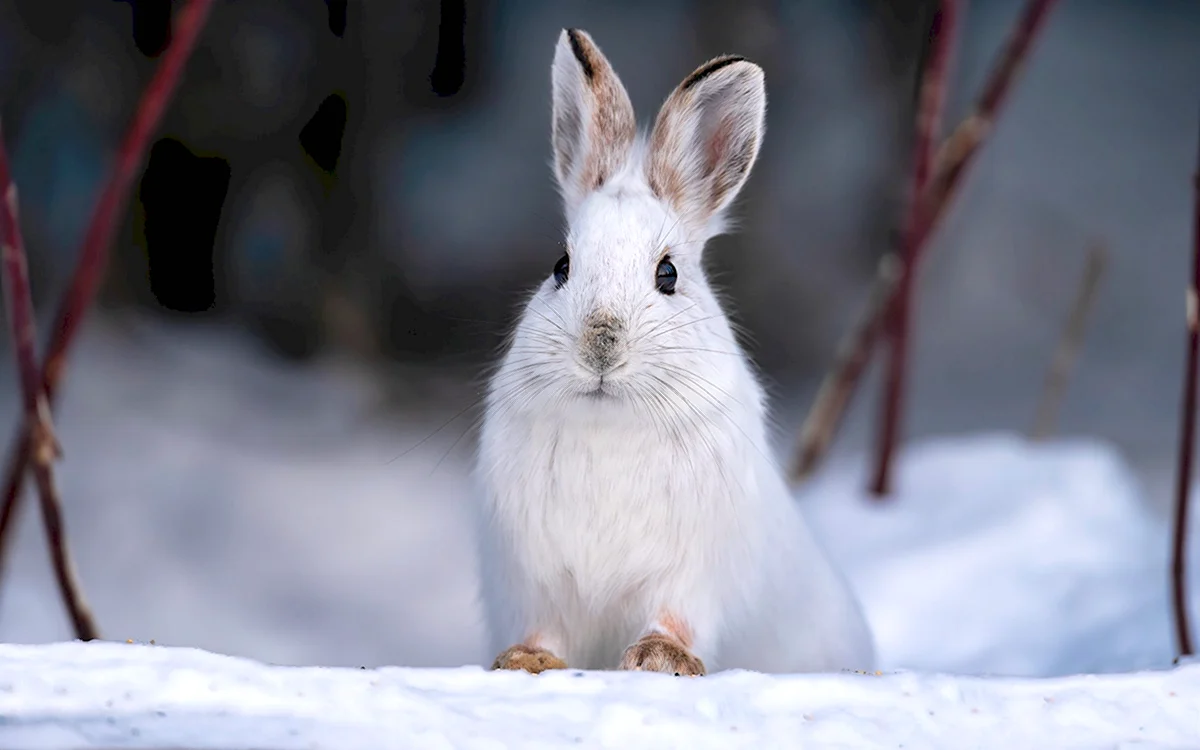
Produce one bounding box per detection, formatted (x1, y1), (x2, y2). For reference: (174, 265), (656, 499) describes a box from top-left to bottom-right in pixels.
(496, 29), (766, 421)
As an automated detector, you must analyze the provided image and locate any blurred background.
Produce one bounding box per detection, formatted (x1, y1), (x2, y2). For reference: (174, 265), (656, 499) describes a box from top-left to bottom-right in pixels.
(0, 0), (1196, 671)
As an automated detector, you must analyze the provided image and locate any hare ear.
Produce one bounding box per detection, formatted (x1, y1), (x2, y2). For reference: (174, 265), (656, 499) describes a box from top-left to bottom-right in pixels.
(551, 29), (636, 214)
(645, 56), (766, 228)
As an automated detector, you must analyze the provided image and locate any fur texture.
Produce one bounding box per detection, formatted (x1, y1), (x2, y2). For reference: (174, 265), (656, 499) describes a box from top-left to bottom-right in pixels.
(474, 28), (875, 674)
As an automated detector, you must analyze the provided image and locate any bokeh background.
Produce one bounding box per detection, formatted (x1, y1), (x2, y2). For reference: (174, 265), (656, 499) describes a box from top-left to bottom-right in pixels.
(0, 0), (1196, 670)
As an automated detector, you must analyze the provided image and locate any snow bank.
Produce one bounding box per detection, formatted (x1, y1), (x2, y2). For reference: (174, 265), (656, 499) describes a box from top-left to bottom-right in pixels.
(0, 321), (488, 670)
(801, 433), (1183, 677)
(0, 641), (1197, 750)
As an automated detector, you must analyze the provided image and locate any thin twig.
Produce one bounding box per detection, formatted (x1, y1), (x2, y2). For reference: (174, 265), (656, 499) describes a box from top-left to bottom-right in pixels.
(788, 254), (900, 484)
(1030, 240), (1107, 440)
(0, 123), (98, 639)
(0, 136), (54, 455)
(869, 0), (1060, 496)
(912, 1), (959, 210)
(43, 0), (215, 394)
(0, 0), (214, 602)
(1171, 117), (1200, 660)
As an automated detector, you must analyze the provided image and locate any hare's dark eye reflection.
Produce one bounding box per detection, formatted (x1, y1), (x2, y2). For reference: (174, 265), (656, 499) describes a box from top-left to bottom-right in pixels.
(553, 254), (570, 288)
(656, 257), (677, 295)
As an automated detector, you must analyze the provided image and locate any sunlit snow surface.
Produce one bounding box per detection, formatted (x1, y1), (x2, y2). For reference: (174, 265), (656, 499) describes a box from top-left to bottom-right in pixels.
(0, 642), (1197, 749)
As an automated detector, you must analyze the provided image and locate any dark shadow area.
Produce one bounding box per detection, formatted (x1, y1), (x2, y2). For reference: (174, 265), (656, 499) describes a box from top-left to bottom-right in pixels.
(431, 0), (466, 97)
(325, 0), (347, 39)
(122, 0), (173, 58)
(299, 94), (348, 175)
(139, 137), (230, 314)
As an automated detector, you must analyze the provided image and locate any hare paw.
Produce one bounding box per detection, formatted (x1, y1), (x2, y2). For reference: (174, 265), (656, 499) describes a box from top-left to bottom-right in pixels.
(491, 644), (568, 674)
(619, 633), (706, 676)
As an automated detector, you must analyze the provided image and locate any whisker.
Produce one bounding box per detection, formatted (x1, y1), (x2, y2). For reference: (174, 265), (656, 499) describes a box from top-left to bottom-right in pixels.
(640, 313), (728, 344)
(628, 302), (704, 347)
(648, 345), (745, 358)
(655, 364), (777, 470)
(385, 396), (486, 465)
(527, 305), (568, 336)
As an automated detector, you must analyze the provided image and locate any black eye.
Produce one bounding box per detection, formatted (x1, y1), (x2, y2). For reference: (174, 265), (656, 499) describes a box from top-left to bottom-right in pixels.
(553, 254), (570, 288)
(656, 257), (677, 295)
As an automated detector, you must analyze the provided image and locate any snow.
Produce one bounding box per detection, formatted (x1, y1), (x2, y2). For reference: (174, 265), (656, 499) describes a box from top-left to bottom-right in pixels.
(0, 321), (489, 670)
(804, 435), (1182, 677)
(1, 365), (1198, 748)
(0, 642), (1196, 750)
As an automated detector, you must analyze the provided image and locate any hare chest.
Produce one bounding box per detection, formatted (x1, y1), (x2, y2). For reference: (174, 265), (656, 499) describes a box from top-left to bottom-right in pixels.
(492, 417), (751, 635)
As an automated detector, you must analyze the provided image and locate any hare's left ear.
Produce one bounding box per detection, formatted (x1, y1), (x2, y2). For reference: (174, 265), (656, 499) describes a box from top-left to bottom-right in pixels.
(645, 56), (766, 228)
(551, 29), (637, 215)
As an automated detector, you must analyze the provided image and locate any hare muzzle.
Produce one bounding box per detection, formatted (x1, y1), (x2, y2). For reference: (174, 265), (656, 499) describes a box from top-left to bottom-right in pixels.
(579, 311), (625, 375)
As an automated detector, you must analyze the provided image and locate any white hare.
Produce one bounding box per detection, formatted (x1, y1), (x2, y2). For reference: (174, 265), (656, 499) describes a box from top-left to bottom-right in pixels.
(474, 28), (875, 676)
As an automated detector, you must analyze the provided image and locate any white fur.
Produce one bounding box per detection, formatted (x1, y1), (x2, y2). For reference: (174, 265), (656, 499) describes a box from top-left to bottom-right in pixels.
(473, 29), (875, 673)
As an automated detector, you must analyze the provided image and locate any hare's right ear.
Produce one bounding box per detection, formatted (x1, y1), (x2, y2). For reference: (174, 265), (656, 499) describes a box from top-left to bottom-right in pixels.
(551, 29), (636, 215)
(645, 56), (766, 229)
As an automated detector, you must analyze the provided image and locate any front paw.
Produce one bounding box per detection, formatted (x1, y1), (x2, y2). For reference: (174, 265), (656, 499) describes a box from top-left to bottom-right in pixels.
(491, 644), (568, 674)
(619, 633), (706, 676)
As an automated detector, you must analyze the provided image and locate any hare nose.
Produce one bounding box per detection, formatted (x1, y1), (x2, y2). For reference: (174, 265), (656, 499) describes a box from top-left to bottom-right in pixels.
(580, 311), (625, 373)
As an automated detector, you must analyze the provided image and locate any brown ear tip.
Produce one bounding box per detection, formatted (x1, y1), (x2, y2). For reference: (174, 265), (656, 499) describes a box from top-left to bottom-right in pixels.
(681, 55), (762, 91)
(565, 29), (596, 81)
(564, 28), (591, 47)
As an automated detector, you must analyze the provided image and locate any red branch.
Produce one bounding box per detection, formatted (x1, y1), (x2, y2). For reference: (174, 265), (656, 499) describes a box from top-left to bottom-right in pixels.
(0, 0), (214, 612)
(0, 136), (49, 431)
(869, 0), (1059, 496)
(869, 0), (960, 496)
(45, 0), (215, 394)
(913, 1), (960, 204)
(1172, 117), (1200, 660)
(0, 123), (98, 639)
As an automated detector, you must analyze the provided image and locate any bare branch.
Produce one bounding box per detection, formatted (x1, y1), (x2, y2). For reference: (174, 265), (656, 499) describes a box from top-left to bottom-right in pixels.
(870, 0), (961, 497)
(1171, 116), (1200, 660)
(0, 0), (215, 611)
(869, 0), (1060, 496)
(1031, 240), (1107, 440)
(0, 123), (98, 640)
(789, 0), (1060, 489)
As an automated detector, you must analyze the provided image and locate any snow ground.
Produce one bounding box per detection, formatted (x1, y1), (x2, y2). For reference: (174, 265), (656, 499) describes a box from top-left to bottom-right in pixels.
(0, 319), (1198, 748)
(0, 642), (1197, 750)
